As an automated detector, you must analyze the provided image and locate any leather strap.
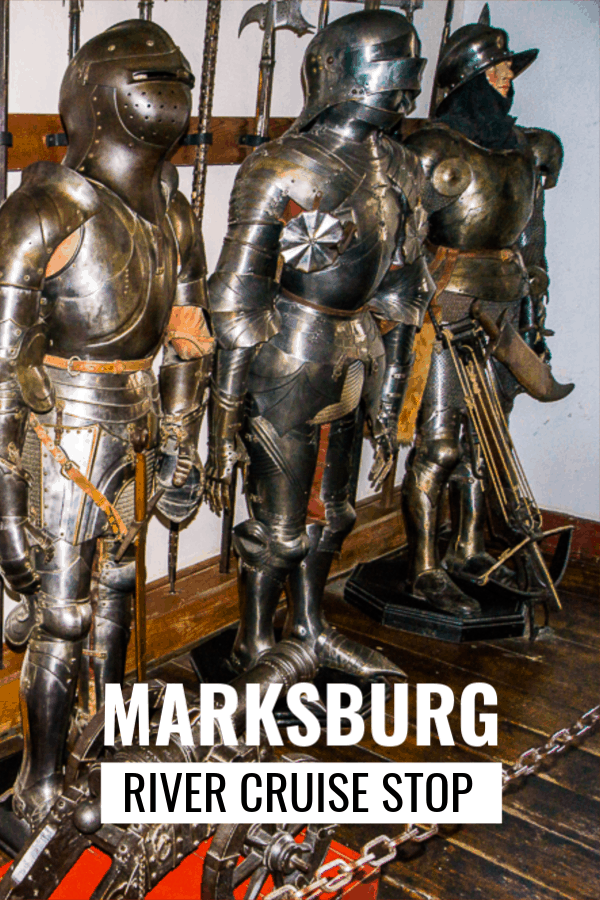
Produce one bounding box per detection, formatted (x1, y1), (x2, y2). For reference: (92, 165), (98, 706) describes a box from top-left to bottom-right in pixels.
(429, 245), (460, 301)
(29, 414), (127, 539)
(280, 288), (368, 319)
(43, 354), (154, 375)
(427, 240), (516, 264)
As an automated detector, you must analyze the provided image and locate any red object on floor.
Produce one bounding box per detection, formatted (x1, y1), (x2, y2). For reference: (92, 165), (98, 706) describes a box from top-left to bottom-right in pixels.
(0, 836), (378, 900)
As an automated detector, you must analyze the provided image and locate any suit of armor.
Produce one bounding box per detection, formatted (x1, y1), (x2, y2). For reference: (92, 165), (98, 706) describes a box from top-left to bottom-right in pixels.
(206, 11), (433, 677)
(400, 11), (563, 613)
(0, 21), (213, 825)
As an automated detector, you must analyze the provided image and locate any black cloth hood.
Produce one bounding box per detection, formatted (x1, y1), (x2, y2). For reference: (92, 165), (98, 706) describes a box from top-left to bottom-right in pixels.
(436, 72), (518, 150)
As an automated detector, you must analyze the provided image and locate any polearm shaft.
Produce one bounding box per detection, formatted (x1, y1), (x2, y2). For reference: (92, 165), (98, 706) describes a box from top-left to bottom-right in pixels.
(429, 0), (454, 115)
(68, 0), (83, 59)
(191, 0), (221, 219)
(239, 0), (312, 147)
(254, 1), (276, 140)
(138, 0), (154, 21)
(0, 0), (10, 206)
(318, 0), (330, 30)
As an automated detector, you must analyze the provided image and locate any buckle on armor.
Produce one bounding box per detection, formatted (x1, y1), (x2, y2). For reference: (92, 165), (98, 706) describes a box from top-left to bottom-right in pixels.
(113, 360), (124, 375)
(67, 356), (82, 377)
(60, 459), (74, 479)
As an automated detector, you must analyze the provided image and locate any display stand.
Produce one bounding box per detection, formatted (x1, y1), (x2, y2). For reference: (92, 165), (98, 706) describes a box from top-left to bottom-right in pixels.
(345, 546), (528, 643)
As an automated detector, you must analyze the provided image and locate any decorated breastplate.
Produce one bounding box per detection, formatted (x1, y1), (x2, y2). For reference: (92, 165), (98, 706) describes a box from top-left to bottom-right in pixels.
(428, 131), (536, 250)
(278, 138), (408, 312)
(41, 185), (178, 361)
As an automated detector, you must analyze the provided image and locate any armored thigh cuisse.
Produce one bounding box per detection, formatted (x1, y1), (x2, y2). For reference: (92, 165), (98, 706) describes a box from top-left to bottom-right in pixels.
(402, 345), (464, 581)
(231, 416), (318, 667)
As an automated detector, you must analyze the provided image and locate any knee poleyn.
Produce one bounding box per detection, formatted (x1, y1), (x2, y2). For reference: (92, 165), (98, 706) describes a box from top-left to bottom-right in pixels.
(233, 518), (310, 576)
(36, 594), (93, 641)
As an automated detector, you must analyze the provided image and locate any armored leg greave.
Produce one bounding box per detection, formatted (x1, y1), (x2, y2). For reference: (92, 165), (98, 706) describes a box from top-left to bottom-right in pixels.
(444, 459), (487, 566)
(443, 458), (518, 589)
(233, 565), (286, 669)
(402, 409), (480, 617)
(90, 543), (135, 706)
(13, 540), (95, 826)
(14, 635), (83, 827)
(285, 523), (332, 645)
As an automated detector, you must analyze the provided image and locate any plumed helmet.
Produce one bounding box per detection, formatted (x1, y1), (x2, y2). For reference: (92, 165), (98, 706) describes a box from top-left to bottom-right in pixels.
(294, 10), (426, 131)
(436, 4), (537, 101)
(60, 20), (194, 166)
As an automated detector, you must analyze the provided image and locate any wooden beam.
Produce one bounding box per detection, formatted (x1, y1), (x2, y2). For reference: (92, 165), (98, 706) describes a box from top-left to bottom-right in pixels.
(4, 115), (425, 171)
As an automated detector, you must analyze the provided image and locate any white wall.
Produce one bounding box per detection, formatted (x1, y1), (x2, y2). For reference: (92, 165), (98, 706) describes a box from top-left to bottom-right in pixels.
(3, 0), (598, 592)
(460, 0), (599, 520)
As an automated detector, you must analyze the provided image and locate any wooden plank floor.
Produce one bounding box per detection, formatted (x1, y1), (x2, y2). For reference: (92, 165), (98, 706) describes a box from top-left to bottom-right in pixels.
(150, 576), (599, 900)
(0, 567), (597, 899)
(317, 578), (600, 900)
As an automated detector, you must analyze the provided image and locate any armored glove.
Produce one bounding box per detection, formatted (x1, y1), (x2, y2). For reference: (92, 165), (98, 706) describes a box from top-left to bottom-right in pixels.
(157, 357), (211, 524)
(368, 324), (416, 491)
(204, 347), (253, 516)
(205, 385), (249, 516)
(520, 266), (552, 361)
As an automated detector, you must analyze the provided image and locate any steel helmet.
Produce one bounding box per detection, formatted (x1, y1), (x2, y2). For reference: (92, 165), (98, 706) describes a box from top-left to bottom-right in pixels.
(294, 10), (426, 131)
(436, 4), (537, 103)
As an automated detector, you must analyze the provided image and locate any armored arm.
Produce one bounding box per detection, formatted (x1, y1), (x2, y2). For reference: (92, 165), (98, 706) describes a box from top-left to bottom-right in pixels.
(367, 143), (435, 489)
(205, 148), (287, 513)
(0, 164), (98, 591)
(517, 128), (564, 357)
(157, 188), (214, 523)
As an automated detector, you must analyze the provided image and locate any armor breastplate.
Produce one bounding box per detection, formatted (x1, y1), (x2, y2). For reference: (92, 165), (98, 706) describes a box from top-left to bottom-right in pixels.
(279, 133), (404, 311)
(425, 126), (536, 250)
(42, 182), (178, 361)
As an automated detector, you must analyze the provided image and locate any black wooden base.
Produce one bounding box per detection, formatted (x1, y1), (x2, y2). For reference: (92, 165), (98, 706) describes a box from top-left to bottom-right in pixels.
(345, 548), (528, 643)
(190, 625), (379, 726)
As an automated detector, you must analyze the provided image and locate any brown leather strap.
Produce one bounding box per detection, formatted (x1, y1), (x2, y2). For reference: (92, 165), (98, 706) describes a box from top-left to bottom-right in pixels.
(430, 246), (460, 301)
(29, 414), (127, 539)
(43, 354), (154, 375)
(427, 240), (516, 264)
(280, 287), (368, 319)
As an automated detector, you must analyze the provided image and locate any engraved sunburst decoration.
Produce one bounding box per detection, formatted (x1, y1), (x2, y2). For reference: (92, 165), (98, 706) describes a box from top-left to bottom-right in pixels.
(279, 209), (345, 274)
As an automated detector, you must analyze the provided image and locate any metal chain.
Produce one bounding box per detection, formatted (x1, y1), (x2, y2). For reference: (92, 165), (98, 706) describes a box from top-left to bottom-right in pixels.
(502, 703), (600, 788)
(264, 704), (600, 900)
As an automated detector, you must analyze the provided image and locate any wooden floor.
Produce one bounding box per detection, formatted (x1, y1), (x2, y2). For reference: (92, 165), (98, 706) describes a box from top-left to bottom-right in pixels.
(0, 562), (598, 898)
(154, 570), (600, 900)
(319, 575), (600, 900)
